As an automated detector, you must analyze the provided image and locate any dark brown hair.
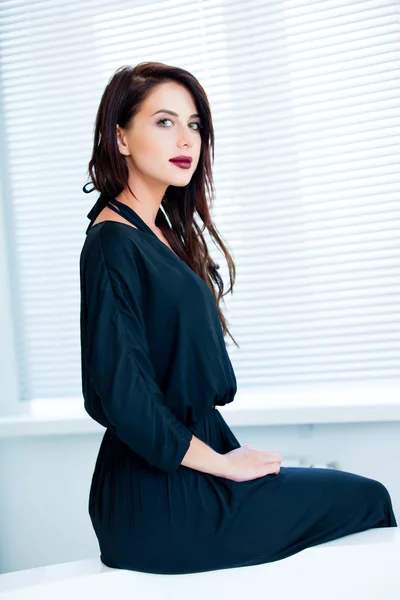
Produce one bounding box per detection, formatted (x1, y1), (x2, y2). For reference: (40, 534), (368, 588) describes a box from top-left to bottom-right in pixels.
(83, 62), (238, 348)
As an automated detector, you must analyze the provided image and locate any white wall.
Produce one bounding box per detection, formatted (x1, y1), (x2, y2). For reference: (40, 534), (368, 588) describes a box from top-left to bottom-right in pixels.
(0, 420), (398, 575)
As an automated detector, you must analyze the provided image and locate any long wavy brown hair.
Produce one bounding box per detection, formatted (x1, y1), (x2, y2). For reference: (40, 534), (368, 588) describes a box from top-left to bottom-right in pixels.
(83, 62), (238, 348)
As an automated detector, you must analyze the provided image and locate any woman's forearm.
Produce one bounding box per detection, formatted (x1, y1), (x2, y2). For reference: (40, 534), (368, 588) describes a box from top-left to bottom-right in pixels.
(181, 434), (229, 478)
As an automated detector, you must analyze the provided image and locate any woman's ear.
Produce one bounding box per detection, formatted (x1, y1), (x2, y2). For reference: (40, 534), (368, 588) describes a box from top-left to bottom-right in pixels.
(116, 124), (130, 156)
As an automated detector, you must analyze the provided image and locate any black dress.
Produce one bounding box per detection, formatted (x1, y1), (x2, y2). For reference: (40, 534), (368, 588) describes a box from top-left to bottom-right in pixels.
(79, 195), (397, 575)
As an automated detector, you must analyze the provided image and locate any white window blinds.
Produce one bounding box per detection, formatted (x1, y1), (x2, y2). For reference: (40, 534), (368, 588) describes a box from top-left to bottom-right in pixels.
(0, 0), (399, 403)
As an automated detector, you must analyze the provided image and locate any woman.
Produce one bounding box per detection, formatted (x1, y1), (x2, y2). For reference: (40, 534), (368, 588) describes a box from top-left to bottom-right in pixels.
(80, 62), (397, 575)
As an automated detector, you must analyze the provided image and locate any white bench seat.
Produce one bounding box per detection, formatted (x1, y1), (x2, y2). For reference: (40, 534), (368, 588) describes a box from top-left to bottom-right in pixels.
(0, 528), (398, 599)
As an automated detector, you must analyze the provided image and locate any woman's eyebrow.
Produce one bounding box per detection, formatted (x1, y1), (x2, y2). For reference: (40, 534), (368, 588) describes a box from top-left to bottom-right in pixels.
(151, 109), (200, 119)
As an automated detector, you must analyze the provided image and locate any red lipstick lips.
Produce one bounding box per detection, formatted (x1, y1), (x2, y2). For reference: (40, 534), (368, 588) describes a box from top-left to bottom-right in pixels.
(169, 155), (192, 170)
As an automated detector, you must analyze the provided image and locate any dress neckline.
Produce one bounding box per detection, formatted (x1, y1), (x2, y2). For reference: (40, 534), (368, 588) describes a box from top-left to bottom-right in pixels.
(91, 197), (183, 263)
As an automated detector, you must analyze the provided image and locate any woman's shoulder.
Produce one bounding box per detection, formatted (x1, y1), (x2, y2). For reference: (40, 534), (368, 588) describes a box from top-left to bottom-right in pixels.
(87, 219), (141, 245)
(81, 220), (144, 271)
(88, 219), (139, 238)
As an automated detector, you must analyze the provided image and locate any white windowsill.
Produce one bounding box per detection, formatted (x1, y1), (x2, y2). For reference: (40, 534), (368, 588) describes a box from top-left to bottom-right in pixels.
(0, 383), (399, 439)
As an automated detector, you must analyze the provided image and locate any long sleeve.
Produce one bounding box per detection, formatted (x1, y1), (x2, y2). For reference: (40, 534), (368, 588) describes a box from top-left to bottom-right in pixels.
(81, 227), (193, 473)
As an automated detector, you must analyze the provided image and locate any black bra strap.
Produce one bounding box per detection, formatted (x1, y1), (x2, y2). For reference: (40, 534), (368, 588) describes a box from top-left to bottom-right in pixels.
(85, 193), (159, 237)
(106, 198), (156, 237)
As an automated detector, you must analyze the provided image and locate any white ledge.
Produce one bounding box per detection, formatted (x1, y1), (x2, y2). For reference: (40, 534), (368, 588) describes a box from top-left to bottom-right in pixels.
(0, 383), (399, 439)
(0, 529), (398, 599)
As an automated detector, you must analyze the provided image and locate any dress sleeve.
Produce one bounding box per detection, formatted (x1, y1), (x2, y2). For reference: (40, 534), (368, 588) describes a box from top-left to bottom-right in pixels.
(83, 227), (193, 473)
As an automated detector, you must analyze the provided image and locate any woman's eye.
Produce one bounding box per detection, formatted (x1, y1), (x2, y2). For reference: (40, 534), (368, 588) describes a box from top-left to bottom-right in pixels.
(157, 118), (202, 131)
(157, 118), (173, 127)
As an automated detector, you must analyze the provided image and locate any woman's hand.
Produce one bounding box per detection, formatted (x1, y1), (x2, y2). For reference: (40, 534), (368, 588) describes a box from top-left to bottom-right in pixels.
(221, 445), (282, 482)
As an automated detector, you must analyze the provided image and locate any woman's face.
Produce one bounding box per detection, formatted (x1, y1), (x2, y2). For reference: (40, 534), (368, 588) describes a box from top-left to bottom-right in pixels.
(116, 81), (202, 191)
